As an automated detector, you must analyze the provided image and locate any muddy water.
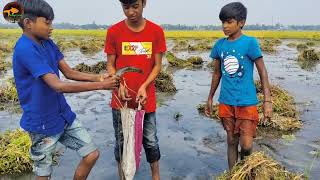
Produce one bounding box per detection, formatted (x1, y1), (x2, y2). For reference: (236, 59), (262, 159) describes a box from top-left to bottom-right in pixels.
(0, 40), (319, 179)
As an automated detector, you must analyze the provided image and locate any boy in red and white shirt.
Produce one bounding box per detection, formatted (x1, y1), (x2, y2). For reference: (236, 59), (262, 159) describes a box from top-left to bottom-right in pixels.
(104, 0), (166, 179)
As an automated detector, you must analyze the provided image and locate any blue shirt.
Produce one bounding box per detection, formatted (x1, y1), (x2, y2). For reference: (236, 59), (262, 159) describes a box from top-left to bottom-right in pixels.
(13, 34), (76, 135)
(210, 35), (263, 106)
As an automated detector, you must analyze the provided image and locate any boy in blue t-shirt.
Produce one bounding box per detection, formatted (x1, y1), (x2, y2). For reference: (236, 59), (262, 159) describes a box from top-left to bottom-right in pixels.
(205, 2), (272, 169)
(13, 0), (119, 179)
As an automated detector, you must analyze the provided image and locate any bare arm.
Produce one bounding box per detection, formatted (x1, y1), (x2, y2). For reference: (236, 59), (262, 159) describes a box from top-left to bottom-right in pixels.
(208, 59), (222, 100)
(255, 57), (272, 120)
(205, 59), (221, 116)
(42, 73), (118, 93)
(107, 54), (117, 75)
(255, 58), (271, 102)
(135, 53), (163, 104)
(59, 59), (103, 82)
(141, 53), (163, 89)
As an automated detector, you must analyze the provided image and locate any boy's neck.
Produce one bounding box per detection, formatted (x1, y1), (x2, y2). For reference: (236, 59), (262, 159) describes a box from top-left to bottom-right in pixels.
(228, 30), (242, 41)
(23, 31), (42, 45)
(125, 17), (146, 32)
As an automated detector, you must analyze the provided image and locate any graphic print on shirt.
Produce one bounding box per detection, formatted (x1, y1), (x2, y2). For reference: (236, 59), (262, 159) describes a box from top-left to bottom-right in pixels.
(122, 42), (152, 58)
(221, 50), (245, 78)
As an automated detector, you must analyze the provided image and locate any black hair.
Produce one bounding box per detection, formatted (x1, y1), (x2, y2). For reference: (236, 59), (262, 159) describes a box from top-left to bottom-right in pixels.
(119, 0), (144, 5)
(219, 2), (247, 22)
(16, 0), (54, 29)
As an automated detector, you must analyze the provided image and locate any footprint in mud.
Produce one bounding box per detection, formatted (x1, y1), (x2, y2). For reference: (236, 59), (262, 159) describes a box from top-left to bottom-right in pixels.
(191, 133), (225, 156)
(192, 145), (213, 156)
(89, 107), (103, 114)
(202, 133), (225, 151)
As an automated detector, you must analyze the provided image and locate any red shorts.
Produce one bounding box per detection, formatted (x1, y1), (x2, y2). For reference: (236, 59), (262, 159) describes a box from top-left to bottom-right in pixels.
(218, 103), (259, 137)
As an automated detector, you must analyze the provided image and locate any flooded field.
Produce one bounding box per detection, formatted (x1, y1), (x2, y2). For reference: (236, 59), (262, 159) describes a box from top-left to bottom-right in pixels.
(0, 36), (319, 179)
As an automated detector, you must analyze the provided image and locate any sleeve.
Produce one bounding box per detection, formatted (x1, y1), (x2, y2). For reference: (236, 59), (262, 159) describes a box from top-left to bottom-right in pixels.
(247, 38), (263, 61)
(104, 28), (116, 55)
(50, 40), (64, 62)
(154, 27), (167, 54)
(209, 40), (221, 61)
(18, 48), (54, 79)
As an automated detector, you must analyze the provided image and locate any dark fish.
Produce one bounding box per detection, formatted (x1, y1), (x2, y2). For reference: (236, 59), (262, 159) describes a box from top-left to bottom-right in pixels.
(115, 67), (143, 77)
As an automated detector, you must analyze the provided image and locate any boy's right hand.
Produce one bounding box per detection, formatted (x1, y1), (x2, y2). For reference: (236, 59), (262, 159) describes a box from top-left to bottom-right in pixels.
(101, 75), (119, 90)
(118, 83), (132, 101)
(205, 98), (213, 117)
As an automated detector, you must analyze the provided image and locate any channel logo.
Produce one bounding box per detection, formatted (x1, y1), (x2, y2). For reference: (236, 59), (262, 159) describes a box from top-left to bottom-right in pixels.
(3, 2), (24, 23)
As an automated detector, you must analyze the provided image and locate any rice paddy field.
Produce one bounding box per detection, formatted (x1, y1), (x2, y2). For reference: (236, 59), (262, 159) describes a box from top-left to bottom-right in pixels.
(0, 29), (320, 179)
(1, 29), (320, 39)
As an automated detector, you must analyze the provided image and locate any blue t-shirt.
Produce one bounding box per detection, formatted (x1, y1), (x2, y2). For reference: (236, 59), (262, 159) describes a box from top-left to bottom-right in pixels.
(13, 34), (76, 135)
(210, 35), (262, 106)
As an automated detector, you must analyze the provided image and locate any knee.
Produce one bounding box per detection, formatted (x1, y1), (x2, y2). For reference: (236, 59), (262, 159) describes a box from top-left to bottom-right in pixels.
(143, 138), (157, 149)
(84, 149), (100, 164)
(90, 150), (100, 161)
(227, 135), (239, 146)
(240, 137), (253, 150)
(241, 143), (252, 151)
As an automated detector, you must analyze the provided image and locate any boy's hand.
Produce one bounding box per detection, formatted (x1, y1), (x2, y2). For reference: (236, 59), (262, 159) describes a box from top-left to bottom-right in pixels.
(262, 101), (272, 125)
(118, 83), (132, 101)
(101, 75), (119, 90)
(136, 85), (147, 105)
(97, 73), (115, 82)
(205, 98), (213, 117)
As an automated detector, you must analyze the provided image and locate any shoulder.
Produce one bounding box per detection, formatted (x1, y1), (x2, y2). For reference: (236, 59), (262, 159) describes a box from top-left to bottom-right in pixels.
(108, 20), (125, 33)
(14, 36), (38, 56)
(214, 38), (227, 47)
(146, 20), (164, 32)
(242, 35), (259, 44)
(44, 38), (58, 48)
(147, 20), (163, 29)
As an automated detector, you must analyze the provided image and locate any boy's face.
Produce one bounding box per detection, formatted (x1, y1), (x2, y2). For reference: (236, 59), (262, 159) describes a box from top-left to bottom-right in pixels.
(121, 0), (146, 23)
(222, 18), (245, 36)
(24, 17), (53, 40)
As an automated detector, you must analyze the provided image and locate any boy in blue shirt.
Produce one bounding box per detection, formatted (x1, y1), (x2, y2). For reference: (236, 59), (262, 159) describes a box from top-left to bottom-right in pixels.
(205, 2), (272, 169)
(13, 0), (119, 179)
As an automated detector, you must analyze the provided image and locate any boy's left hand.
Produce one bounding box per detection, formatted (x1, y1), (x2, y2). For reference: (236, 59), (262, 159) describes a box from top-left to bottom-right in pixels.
(136, 85), (147, 105)
(262, 101), (272, 125)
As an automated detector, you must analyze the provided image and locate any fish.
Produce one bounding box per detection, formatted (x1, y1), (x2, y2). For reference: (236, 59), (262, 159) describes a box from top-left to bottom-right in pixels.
(115, 66), (143, 77)
(3, 7), (19, 16)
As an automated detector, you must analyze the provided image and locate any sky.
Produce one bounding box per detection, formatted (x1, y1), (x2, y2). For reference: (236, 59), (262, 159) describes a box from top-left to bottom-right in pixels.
(1, 0), (319, 25)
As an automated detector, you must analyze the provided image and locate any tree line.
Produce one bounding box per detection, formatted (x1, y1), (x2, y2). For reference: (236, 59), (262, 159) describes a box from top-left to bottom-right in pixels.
(1, 22), (320, 31)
